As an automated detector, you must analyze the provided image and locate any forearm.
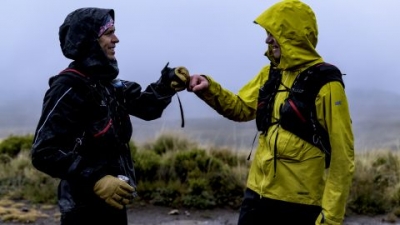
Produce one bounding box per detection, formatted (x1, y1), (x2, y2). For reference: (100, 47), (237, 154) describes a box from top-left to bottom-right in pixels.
(317, 82), (355, 223)
(321, 125), (354, 222)
(32, 130), (107, 186)
(196, 76), (256, 122)
(123, 80), (174, 120)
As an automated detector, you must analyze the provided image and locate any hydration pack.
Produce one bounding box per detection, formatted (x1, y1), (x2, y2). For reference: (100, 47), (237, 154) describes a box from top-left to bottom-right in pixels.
(256, 63), (344, 168)
(52, 68), (133, 148)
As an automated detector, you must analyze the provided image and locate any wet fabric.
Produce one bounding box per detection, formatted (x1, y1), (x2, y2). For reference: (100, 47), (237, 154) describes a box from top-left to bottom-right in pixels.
(237, 188), (321, 225)
(196, 0), (354, 224)
(60, 200), (127, 225)
(59, 7), (118, 80)
(31, 7), (177, 225)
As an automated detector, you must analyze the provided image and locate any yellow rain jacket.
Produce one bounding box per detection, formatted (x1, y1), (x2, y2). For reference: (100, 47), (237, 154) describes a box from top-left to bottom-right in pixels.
(197, 0), (354, 224)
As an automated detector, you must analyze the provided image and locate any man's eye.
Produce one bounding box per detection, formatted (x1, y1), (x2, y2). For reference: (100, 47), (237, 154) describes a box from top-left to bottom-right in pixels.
(103, 29), (114, 36)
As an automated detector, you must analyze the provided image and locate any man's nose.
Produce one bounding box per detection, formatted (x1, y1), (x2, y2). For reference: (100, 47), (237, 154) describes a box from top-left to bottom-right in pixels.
(113, 35), (119, 43)
(266, 35), (273, 44)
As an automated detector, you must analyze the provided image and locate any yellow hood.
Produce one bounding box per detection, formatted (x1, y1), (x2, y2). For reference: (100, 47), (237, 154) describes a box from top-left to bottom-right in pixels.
(254, 0), (321, 70)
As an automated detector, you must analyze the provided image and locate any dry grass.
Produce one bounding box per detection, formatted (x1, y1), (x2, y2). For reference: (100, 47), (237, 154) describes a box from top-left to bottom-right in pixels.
(0, 199), (54, 223)
(347, 149), (400, 215)
(1, 133), (400, 218)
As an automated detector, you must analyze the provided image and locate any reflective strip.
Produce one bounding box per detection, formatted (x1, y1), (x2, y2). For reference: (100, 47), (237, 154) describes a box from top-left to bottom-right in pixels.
(33, 88), (72, 144)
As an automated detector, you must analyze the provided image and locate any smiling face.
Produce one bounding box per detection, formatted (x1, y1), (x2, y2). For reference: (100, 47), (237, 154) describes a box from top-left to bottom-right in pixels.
(266, 31), (281, 60)
(98, 25), (119, 60)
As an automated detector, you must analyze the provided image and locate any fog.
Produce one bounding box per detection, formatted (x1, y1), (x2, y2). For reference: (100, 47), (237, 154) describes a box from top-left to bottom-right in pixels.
(1, 0), (400, 150)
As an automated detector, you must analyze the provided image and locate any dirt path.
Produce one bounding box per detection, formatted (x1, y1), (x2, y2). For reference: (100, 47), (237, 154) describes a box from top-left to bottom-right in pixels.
(1, 202), (400, 225)
(127, 204), (238, 225)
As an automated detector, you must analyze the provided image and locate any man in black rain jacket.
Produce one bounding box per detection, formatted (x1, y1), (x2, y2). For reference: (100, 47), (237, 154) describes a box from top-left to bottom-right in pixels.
(31, 7), (188, 225)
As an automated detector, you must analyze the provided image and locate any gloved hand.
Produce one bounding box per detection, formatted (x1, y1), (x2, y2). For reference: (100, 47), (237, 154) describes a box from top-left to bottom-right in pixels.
(93, 175), (135, 209)
(159, 62), (190, 92)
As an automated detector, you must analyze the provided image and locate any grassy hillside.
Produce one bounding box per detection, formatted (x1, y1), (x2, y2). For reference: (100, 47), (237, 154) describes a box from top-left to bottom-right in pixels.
(1, 134), (400, 224)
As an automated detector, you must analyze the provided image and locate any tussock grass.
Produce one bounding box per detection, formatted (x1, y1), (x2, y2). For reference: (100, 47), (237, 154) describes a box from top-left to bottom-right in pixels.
(347, 149), (400, 216)
(0, 145), (58, 204)
(0, 199), (51, 223)
(133, 133), (250, 209)
(1, 133), (400, 221)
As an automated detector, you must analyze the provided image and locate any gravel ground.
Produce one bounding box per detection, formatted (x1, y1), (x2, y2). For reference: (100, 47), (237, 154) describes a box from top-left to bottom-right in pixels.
(1, 203), (400, 225)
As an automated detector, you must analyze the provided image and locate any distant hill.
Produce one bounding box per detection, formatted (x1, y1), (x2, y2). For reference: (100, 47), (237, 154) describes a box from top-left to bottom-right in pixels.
(1, 88), (400, 151)
(130, 116), (256, 151)
(347, 89), (400, 150)
(130, 88), (400, 151)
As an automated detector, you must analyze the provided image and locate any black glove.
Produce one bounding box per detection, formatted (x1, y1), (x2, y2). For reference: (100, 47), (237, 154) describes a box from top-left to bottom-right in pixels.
(158, 62), (190, 92)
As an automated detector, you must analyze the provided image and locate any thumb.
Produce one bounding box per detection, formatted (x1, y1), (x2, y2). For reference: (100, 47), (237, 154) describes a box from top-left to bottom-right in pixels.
(175, 67), (190, 81)
(192, 82), (208, 92)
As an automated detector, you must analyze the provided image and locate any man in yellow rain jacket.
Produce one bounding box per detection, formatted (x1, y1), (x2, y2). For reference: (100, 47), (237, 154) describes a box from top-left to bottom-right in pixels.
(187, 0), (354, 224)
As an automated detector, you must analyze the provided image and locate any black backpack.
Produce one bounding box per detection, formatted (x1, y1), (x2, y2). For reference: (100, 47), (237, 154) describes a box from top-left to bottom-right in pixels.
(256, 63), (344, 168)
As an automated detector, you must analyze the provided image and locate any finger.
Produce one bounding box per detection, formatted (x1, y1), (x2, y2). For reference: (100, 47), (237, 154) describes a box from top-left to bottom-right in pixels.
(118, 190), (134, 199)
(189, 82), (200, 92)
(171, 81), (185, 91)
(193, 83), (206, 92)
(187, 84), (193, 92)
(106, 198), (124, 209)
(121, 198), (131, 205)
(175, 67), (189, 78)
(116, 188), (135, 199)
(119, 182), (135, 192)
(112, 193), (126, 201)
(113, 193), (131, 205)
(189, 76), (198, 87)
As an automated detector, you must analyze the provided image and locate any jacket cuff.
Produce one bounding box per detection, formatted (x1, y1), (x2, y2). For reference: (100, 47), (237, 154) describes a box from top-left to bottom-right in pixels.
(315, 212), (342, 225)
(148, 83), (176, 99)
(77, 161), (109, 188)
(195, 75), (220, 100)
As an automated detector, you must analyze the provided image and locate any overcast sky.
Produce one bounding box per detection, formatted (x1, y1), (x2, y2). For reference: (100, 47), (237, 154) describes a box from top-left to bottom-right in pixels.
(1, 0), (399, 123)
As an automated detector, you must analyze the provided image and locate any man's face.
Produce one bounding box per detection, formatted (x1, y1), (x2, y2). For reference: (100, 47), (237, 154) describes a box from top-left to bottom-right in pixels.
(98, 25), (119, 60)
(266, 31), (281, 59)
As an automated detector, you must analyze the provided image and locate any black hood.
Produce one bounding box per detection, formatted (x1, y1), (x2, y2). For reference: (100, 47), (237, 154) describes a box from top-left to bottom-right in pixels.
(59, 7), (119, 80)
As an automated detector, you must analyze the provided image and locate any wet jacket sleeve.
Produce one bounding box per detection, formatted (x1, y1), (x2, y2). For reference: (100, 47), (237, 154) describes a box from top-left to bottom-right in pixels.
(122, 80), (175, 121)
(315, 81), (355, 224)
(31, 83), (107, 186)
(194, 71), (266, 122)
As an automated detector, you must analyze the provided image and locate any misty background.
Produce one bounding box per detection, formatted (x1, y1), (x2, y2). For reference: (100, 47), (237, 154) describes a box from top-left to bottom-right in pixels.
(1, 0), (400, 151)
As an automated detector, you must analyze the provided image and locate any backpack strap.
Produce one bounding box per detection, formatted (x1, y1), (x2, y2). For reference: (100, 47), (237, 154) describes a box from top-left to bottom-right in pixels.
(59, 68), (87, 77)
(280, 62), (344, 168)
(50, 68), (95, 96)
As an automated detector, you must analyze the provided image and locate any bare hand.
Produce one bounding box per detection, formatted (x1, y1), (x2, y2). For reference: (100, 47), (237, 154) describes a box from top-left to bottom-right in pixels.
(188, 75), (209, 92)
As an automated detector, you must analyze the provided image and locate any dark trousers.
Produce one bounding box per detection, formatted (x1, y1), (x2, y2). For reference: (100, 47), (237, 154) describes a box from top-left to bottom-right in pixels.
(61, 204), (128, 225)
(237, 188), (321, 225)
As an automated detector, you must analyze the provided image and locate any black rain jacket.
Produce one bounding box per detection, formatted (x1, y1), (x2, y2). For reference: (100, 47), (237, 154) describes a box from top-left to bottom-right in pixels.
(31, 8), (175, 213)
